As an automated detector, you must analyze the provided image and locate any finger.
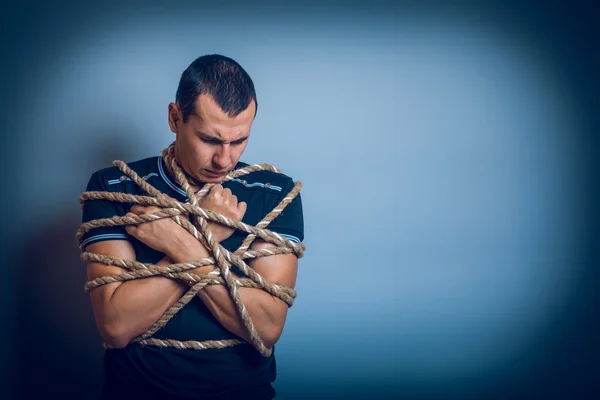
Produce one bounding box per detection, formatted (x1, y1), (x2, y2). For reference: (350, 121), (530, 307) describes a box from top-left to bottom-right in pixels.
(136, 205), (162, 215)
(125, 212), (138, 219)
(222, 188), (233, 199)
(237, 201), (247, 216)
(130, 205), (145, 214)
(125, 214), (138, 234)
(125, 212), (139, 232)
(161, 194), (177, 203)
(160, 194), (180, 210)
(230, 195), (238, 205)
(210, 184), (224, 196)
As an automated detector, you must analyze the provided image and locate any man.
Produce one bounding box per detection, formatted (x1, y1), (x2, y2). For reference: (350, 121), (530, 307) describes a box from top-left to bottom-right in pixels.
(78, 54), (304, 400)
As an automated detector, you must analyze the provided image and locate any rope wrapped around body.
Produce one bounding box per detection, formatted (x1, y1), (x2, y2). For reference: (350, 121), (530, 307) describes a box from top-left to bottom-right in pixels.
(75, 143), (305, 357)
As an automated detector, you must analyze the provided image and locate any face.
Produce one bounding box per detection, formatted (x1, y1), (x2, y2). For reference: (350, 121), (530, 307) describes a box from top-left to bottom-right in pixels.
(168, 94), (256, 183)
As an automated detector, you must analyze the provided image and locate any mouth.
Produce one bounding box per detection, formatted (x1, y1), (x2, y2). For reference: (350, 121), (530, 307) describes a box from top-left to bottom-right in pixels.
(204, 169), (228, 177)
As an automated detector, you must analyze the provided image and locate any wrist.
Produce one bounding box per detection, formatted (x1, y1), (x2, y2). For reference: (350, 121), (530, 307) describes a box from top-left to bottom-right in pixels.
(165, 234), (210, 263)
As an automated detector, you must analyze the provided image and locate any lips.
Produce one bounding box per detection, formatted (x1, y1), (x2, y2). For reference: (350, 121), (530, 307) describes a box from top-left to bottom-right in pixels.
(204, 169), (227, 176)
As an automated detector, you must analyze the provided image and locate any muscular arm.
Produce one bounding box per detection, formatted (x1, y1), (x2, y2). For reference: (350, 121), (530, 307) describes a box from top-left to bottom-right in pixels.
(166, 238), (298, 349)
(86, 240), (187, 349)
(121, 184), (300, 349)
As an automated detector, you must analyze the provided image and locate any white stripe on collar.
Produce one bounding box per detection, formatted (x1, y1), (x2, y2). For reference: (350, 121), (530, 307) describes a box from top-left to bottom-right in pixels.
(157, 157), (188, 197)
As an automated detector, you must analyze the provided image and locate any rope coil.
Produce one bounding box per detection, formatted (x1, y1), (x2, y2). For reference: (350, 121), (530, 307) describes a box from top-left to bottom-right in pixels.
(76, 143), (305, 357)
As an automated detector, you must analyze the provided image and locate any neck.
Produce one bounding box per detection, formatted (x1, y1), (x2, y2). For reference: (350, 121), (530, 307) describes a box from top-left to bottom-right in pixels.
(163, 146), (204, 193)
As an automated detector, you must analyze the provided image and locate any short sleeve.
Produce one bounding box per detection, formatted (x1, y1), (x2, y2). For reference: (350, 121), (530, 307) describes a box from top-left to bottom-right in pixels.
(79, 171), (129, 250)
(267, 178), (304, 244)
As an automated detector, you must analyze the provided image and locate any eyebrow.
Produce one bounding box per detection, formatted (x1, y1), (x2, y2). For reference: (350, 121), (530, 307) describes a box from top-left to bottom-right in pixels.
(197, 131), (248, 144)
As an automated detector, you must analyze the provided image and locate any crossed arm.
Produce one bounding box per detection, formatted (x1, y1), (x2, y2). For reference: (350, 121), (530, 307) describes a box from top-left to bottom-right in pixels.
(86, 196), (298, 349)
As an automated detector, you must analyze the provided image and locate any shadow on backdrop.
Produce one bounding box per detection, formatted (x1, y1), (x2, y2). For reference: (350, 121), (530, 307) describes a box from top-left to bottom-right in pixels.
(4, 2), (599, 400)
(16, 132), (139, 400)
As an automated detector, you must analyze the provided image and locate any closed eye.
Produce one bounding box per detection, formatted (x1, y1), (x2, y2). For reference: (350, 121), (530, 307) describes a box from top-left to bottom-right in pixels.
(198, 132), (248, 145)
(200, 137), (220, 144)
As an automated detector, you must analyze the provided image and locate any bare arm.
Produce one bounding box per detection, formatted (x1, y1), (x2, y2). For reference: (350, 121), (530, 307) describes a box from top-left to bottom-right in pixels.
(124, 185), (299, 349)
(167, 238), (298, 349)
(86, 240), (187, 349)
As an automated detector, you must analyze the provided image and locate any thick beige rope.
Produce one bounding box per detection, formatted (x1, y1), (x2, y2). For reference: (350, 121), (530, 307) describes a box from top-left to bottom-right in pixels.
(76, 142), (305, 357)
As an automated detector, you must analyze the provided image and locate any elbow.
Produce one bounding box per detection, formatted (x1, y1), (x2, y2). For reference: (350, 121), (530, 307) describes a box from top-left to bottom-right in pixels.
(90, 293), (132, 349)
(258, 303), (288, 349)
(261, 324), (284, 349)
(99, 322), (131, 349)
(104, 335), (130, 350)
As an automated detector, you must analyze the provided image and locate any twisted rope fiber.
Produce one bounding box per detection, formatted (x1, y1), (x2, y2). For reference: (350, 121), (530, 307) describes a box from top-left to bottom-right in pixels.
(76, 143), (305, 357)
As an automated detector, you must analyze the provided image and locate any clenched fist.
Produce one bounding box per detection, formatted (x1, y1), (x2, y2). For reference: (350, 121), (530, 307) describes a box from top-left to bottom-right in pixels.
(198, 184), (247, 243)
(125, 194), (190, 254)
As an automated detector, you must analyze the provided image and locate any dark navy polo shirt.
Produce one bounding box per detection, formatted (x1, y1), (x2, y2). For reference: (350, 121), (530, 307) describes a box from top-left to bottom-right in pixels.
(80, 154), (304, 400)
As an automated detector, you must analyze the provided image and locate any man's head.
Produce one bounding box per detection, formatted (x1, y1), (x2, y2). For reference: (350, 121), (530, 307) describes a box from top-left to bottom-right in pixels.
(168, 54), (257, 183)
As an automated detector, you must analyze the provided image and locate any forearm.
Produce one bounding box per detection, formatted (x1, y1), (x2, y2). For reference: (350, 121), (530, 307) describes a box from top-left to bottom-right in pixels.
(104, 256), (187, 347)
(167, 242), (285, 348)
(199, 283), (286, 348)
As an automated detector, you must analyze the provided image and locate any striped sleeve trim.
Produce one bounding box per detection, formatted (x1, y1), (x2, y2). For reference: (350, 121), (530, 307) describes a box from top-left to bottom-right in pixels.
(81, 233), (130, 249)
(230, 178), (282, 192)
(275, 233), (301, 243)
(108, 173), (158, 185)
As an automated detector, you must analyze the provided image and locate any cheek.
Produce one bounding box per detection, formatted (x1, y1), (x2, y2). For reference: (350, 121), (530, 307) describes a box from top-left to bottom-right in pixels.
(180, 135), (205, 159)
(232, 144), (247, 161)
(195, 145), (213, 164)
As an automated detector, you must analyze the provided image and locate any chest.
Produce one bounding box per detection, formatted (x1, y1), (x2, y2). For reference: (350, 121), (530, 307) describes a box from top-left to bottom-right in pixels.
(124, 180), (280, 264)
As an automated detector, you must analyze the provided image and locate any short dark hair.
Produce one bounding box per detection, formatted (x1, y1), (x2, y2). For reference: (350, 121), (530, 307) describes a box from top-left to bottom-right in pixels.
(175, 54), (257, 122)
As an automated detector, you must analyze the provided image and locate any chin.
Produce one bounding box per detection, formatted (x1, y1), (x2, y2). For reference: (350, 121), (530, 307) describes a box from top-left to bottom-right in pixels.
(203, 177), (224, 183)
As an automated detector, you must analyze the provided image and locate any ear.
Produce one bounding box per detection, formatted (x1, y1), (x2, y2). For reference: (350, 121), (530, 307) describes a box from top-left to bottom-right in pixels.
(168, 102), (182, 133)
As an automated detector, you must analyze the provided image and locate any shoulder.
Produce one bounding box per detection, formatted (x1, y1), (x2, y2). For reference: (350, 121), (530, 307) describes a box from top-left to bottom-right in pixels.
(86, 156), (161, 191)
(229, 162), (304, 243)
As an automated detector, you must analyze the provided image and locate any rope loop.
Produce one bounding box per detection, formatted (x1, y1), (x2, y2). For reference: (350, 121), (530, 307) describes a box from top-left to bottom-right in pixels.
(76, 142), (304, 357)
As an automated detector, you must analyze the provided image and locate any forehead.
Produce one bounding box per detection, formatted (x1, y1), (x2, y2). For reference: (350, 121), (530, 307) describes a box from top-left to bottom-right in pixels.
(192, 94), (255, 135)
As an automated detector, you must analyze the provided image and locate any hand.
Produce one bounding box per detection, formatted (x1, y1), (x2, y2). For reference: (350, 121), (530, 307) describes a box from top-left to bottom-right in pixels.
(125, 194), (190, 254)
(197, 184), (247, 243)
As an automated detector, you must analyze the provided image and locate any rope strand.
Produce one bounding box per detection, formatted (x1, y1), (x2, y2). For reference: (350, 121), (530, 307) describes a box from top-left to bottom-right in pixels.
(76, 142), (305, 357)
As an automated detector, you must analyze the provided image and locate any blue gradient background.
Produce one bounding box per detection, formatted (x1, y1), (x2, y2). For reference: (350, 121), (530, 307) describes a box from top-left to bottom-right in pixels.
(1, 1), (598, 399)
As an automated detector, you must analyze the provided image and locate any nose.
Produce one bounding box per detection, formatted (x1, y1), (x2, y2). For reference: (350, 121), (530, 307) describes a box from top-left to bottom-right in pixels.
(213, 144), (231, 170)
